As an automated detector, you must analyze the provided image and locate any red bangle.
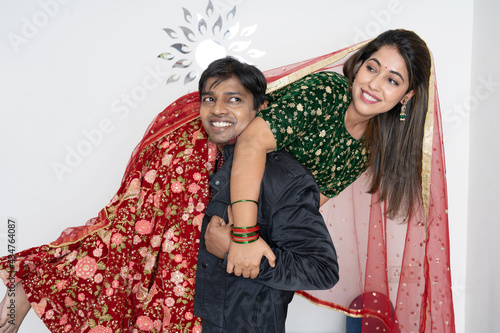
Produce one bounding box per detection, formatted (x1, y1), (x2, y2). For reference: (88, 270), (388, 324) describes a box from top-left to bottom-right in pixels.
(230, 232), (259, 240)
(230, 225), (260, 234)
(231, 233), (260, 244)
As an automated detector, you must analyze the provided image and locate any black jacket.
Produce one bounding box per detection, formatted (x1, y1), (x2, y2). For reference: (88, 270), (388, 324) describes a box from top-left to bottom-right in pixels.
(194, 145), (339, 333)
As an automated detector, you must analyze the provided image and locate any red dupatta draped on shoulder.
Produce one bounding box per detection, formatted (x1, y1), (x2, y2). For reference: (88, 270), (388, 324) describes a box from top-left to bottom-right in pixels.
(47, 92), (204, 248)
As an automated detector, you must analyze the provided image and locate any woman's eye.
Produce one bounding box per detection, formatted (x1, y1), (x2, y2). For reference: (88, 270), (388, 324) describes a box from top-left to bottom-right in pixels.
(388, 78), (399, 86)
(366, 65), (375, 72)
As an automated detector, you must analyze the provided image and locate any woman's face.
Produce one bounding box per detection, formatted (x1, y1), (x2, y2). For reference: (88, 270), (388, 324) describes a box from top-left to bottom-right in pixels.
(350, 45), (413, 120)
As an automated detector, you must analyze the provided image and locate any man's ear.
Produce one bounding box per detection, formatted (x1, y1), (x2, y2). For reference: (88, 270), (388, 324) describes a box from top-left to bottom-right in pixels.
(257, 101), (268, 112)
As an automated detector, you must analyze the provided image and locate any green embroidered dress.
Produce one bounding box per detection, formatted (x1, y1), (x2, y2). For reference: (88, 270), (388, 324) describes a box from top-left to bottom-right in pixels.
(260, 71), (368, 197)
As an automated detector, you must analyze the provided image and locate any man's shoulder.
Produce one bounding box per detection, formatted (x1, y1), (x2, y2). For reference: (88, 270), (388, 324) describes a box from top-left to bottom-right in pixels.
(260, 149), (319, 207)
(264, 149), (312, 180)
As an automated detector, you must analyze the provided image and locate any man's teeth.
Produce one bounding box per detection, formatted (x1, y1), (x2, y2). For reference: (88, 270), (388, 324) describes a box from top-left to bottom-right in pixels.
(362, 92), (378, 102)
(212, 121), (232, 127)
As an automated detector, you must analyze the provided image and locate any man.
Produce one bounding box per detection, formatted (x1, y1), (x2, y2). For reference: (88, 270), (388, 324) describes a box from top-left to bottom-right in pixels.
(0, 57), (337, 333)
(194, 57), (339, 332)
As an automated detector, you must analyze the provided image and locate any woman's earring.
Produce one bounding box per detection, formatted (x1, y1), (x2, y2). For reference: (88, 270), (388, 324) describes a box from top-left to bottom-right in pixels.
(400, 98), (408, 122)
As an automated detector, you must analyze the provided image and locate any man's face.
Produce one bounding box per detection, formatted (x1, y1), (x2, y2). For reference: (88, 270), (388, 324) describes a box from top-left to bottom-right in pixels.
(200, 76), (259, 150)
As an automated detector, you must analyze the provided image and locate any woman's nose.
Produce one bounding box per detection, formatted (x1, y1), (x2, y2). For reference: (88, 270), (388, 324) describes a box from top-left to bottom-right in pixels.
(368, 75), (382, 91)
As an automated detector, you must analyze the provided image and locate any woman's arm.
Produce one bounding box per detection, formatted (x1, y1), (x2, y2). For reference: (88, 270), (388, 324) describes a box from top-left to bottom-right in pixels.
(227, 116), (277, 278)
(320, 193), (330, 207)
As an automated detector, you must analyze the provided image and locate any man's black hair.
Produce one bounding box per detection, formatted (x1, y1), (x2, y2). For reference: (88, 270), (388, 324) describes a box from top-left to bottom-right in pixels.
(198, 56), (267, 110)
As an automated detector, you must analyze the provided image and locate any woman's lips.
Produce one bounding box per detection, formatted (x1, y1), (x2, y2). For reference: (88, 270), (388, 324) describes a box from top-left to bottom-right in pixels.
(360, 89), (380, 104)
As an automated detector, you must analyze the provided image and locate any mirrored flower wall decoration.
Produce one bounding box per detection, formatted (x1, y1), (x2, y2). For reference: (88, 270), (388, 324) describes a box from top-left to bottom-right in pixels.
(158, 0), (266, 92)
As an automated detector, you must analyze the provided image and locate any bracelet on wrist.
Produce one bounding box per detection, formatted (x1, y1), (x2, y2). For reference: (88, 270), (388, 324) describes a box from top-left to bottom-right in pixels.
(230, 224), (260, 244)
(230, 230), (259, 238)
(230, 234), (260, 244)
(230, 225), (260, 233)
(231, 199), (258, 206)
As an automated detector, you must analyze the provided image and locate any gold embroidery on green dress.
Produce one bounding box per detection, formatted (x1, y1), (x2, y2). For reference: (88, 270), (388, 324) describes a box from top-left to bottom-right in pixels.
(260, 71), (367, 197)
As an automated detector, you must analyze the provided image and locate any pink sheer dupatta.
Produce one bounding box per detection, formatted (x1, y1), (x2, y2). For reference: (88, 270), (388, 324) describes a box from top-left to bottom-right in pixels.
(266, 43), (455, 332)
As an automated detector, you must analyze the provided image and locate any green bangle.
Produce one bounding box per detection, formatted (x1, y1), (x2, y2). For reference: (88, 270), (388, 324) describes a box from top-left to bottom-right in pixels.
(230, 225), (259, 231)
(231, 199), (258, 206)
(231, 236), (260, 244)
(230, 231), (259, 238)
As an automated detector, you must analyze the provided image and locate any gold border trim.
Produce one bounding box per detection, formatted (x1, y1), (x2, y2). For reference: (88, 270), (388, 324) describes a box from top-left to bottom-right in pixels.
(265, 41), (371, 94)
(143, 113), (201, 150)
(295, 291), (394, 328)
(421, 55), (435, 227)
(48, 210), (112, 248)
(295, 290), (363, 317)
(48, 222), (112, 248)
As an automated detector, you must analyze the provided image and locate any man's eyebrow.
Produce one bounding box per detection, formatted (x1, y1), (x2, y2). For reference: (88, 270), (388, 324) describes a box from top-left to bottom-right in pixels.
(367, 57), (405, 82)
(223, 91), (244, 96)
(201, 91), (244, 96)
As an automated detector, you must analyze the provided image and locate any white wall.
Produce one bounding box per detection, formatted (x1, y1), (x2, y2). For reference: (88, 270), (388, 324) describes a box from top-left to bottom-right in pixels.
(465, 1), (500, 332)
(0, 1), (472, 332)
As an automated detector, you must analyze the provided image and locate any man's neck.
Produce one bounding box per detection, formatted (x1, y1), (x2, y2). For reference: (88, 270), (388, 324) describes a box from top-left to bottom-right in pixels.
(216, 144), (226, 152)
(215, 136), (239, 152)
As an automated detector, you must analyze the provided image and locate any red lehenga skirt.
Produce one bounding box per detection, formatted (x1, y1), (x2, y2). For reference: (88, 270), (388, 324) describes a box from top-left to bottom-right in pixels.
(0, 93), (214, 333)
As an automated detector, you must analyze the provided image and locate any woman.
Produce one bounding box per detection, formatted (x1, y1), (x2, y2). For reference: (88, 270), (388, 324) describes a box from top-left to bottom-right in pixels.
(228, 29), (426, 272)
(0, 29), (453, 333)
(227, 29), (454, 332)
